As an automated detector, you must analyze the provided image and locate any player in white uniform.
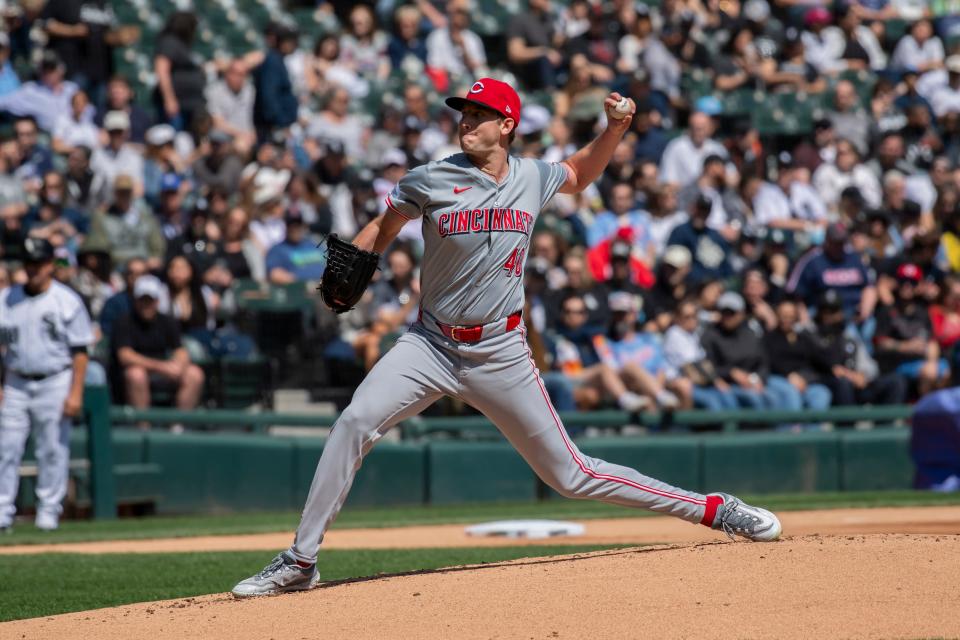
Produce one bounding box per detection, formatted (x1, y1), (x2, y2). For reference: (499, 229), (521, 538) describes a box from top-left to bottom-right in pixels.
(0, 238), (93, 532)
(233, 79), (781, 596)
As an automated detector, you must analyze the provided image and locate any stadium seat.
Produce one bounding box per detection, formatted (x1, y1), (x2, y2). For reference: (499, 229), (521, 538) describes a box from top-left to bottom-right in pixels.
(719, 88), (760, 116)
(681, 69), (713, 102)
(754, 93), (815, 136)
(218, 356), (275, 409)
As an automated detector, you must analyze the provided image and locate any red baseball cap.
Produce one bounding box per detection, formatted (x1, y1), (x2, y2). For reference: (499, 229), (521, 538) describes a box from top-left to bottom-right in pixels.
(804, 7), (831, 26)
(445, 78), (522, 127)
(896, 263), (923, 282)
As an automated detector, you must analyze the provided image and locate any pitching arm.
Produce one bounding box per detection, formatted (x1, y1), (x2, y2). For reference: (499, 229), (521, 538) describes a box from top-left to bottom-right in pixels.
(558, 92), (635, 195)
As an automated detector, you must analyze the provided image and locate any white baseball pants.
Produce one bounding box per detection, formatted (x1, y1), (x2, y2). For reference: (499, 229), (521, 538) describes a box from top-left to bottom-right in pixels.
(0, 370), (73, 526)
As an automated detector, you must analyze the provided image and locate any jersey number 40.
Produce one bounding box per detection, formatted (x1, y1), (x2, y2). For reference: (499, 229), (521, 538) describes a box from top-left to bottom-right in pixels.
(503, 247), (525, 278)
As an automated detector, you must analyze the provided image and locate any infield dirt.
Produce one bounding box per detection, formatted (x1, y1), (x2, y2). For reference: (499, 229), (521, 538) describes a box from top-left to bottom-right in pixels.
(5, 533), (960, 639)
(1, 504), (958, 554)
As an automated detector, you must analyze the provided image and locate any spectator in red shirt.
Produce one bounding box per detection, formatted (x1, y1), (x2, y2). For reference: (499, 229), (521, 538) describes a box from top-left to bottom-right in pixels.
(930, 275), (960, 373)
(874, 263), (950, 397)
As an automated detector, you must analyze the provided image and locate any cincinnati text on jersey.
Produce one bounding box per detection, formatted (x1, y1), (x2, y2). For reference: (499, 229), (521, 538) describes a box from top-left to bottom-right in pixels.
(437, 208), (534, 237)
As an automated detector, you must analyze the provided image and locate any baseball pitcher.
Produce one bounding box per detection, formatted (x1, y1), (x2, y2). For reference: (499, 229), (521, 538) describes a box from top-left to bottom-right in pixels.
(233, 79), (781, 597)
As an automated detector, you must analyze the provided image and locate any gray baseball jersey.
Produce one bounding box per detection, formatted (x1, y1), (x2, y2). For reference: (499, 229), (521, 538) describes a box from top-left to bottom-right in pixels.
(0, 282), (93, 528)
(286, 151), (719, 565)
(386, 153), (567, 325)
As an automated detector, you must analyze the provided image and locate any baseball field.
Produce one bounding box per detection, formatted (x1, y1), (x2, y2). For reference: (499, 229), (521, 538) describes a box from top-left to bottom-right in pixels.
(2, 490), (960, 639)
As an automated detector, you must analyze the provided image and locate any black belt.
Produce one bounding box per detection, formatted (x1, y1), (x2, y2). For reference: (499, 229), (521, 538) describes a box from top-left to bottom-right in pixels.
(12, 368), (67, 381)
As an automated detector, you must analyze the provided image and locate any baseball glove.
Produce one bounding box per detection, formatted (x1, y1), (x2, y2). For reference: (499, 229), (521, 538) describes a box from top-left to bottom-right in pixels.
(318, 234), (380, 314)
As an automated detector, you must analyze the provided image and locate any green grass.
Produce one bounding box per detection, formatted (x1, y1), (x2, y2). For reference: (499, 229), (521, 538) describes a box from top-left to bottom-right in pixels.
(0, 545), (624, 622)
(2, 490), (959, 547)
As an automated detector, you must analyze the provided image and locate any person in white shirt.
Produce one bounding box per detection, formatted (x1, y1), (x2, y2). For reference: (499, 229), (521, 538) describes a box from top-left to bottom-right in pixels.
(662, 298), (738, 411)
(248, 173), (290, 254)
(930, 55), (960, 119)
(752, 152), (828, 232)
(52, 90), (99, 154)
(802, 8), (847, 75)
(374, 148), (424, 250)
(659, 111), (727, 187)
(90, 110), (144, 195)
(426, 0), (487, 79)
(305, 86), (367, 162)
(646, 184), (688, 257)
(891, 19), (945, 73)
(812, 138), (882, 212)
(205, 59), (256, 156)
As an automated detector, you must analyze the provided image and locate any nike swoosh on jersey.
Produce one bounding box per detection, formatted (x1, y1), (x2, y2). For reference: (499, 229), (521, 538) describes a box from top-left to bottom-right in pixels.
(453, 186), (473, 194)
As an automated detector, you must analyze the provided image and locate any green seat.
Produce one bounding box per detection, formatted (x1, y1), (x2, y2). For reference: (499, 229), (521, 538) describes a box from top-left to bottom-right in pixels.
(114, 4), (139, 23)
(218, 356), (273, 409)
(232, 278), (267, 308)
(268, 282), (314, 315)
(681, 69), (713, 102)
(719, 88), (760, 116)
(93, 336), (111, 363)
(754, 103), (812, 136)
(524, 90), (555, 110)
(753, 92), (815, 136)
(884, 18), (909, 45)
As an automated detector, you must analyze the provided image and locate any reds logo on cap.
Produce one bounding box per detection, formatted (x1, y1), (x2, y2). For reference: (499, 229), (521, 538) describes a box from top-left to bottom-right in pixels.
(445, 77), (522, 128)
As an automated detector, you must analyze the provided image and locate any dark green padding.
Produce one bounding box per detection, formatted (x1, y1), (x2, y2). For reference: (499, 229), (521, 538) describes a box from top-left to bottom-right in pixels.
(63, 429), (146, 465)
(17, 426), (918, 514)
(71, 464), (164, 508)
(427, 441), (537, 504)
(702, 431), (841, 494)
(840, 429), (912, 491)
(291, 438), (425, 507)
(144, 432), (297, 513)
(109, 430), (148, 464)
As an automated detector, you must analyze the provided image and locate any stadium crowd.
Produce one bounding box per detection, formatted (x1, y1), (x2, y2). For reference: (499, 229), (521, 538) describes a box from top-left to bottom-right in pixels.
(0, 0), (956, 418)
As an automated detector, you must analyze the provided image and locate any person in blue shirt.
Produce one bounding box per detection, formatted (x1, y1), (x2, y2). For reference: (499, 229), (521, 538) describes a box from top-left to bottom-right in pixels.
(99, 257), (148, 340)
(631, 100), (668, 164)
(253, 23), (299, 143)
(546, 292), (649, 413)
(587, 182), (655, 264)
(666, 191), (733, 284)
(266, 211), (326, 284)
(23, 171), (90, 253)
(13, 117), (55, 181)
(0, 33), (20, 98)
(0, 52), (82, 133)
(786, 222), (877, 323)
(591, 292), (690, 410)
(386, 5), (427, 70)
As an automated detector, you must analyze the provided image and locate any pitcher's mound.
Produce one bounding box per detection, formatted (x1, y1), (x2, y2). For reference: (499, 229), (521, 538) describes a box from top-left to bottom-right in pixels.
(7, 534), (960, 639)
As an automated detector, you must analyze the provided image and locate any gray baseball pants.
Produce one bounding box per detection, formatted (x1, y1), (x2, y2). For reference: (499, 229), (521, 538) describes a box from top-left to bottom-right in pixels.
(290, 320), (718, 563)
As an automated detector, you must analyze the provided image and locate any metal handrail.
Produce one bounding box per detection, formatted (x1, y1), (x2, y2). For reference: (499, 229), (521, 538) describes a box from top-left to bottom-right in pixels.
(108, 404), (912, 436)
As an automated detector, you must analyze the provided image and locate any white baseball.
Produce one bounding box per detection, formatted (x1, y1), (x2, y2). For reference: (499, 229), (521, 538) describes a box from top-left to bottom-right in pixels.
(609, 97), (631, 120)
